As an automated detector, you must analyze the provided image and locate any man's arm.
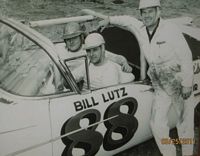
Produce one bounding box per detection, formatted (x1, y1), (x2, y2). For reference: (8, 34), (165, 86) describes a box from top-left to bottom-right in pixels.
(102, 62), (134, 87)
(115, 63), (135, 83)
(98, 15), (142, 31)
(105, 50), (132, 73)
(98, 15), (143, 38)
(109, 15), (143, 28)
(119, 68), (135, 83)
(170, 23), (193, 99)
(71, 65), (86, 83)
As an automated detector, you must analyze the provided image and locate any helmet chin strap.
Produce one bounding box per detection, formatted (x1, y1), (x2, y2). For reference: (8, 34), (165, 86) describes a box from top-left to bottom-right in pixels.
(94, 44), (105, 66)
(68, 44), (82, 52)
(155, 6), (161, 20)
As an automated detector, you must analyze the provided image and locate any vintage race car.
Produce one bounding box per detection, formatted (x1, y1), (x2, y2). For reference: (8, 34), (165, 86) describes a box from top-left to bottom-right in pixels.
(0, 11), (200, 156)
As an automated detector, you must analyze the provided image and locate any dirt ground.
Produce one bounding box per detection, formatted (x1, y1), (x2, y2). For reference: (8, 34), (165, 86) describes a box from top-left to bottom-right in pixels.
(1, 0), (200, 27)
(1, 0), (200, 155)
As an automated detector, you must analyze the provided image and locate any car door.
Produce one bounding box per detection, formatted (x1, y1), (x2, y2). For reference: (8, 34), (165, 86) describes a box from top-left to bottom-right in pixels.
(0, 19), (61, 156)
(49, 56), (164, 156)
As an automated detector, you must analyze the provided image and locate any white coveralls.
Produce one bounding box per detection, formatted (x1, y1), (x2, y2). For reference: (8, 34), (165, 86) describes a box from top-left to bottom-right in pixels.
(110, 16), (195, 156)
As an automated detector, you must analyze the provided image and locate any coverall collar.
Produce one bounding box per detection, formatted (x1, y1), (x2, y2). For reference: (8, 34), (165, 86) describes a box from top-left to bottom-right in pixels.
(146, 18), (160, 42)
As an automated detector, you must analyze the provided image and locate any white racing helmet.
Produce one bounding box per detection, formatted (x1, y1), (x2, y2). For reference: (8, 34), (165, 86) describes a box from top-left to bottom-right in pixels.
(84, 33), (105, 50)
(139, 0), (161, 9)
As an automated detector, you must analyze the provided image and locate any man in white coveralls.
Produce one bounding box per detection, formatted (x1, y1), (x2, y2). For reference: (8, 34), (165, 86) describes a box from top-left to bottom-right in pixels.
(72, 33), (135, 89)
(98, 0), (195, 155)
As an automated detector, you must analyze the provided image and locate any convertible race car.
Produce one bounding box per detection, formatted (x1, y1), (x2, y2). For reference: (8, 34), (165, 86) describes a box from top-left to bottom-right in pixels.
(0, 10), (200, 156)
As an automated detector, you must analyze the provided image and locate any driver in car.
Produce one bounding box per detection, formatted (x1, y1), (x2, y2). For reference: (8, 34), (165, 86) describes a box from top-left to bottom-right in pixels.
(72, 33), (135, 89)
(55, 22), (132, 72)
(53, 22), (133, 91)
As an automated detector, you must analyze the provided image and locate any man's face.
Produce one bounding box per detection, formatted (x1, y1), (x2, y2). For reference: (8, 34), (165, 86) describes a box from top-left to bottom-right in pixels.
(140, 7), (159, 28)
(86, 46), (104, 65)
(65, 35), (82, 52)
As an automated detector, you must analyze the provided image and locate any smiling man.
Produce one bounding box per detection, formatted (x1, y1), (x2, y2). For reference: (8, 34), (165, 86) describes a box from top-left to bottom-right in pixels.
(72, 33), (135, 89)
(98, 0), (195, 155)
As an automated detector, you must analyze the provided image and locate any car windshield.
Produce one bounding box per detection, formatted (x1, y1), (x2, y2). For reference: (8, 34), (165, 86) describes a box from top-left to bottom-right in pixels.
(0, 22), (73, 96)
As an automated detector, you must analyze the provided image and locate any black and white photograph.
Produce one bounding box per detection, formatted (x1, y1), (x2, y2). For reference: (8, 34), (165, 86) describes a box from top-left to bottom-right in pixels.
(0, 0), (200, 155)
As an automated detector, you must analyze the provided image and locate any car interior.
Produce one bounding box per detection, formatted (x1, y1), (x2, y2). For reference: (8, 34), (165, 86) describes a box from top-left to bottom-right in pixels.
(101, 26), (141, 81)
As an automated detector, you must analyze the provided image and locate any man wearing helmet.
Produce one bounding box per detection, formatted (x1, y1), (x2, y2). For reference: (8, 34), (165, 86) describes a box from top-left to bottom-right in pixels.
(72, 33), (135, 89)
(98, 0), (194, 155)
(55, 22), (132, 72)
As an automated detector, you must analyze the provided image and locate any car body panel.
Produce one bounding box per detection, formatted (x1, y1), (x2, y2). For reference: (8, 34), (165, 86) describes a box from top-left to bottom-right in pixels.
(50, 84), (156, 156)
(0, 94), (52, 156)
